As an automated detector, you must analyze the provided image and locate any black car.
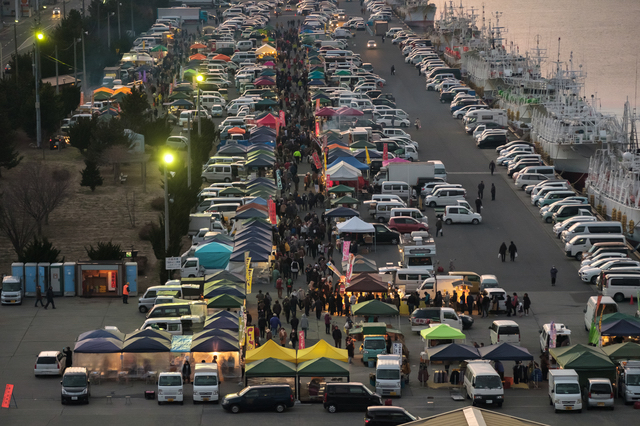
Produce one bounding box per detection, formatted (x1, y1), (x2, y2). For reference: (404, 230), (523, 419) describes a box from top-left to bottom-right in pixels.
(459, 314), (474, 330)
(364, 406), (418, 426)
(372, 98), (397, 108)
(366, 90), (382, 99)
(377, 93), (396, 102)
(439, 91), (457, 103)
(221, 385), (294, 413)
(324, 382), (382, 413)
(476, 133), (509, 149)
(372, 224), (400, 245)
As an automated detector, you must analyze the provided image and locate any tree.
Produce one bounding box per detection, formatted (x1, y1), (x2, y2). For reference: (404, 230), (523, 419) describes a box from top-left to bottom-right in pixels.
(19, 237), (62, 263)
(85, 241), (123, 260)
(120, 87), (151, 133)
(80, 160), (103, 191)
(0, 193), (36, 259)
(68, 117), (95, 154)
(0, 110), (22, 177)
(10, 163), (71, 235)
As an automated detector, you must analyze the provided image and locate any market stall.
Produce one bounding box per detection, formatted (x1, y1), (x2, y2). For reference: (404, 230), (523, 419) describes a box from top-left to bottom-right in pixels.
(245, 340), (297, 363)
(297, 357), (350, 402)
(420, 324), (466, 348)
(549, 344), (616, 387)
(297, 340), (349, 363)
(245, 357), (297, 391)
(190, 335), (241, 380)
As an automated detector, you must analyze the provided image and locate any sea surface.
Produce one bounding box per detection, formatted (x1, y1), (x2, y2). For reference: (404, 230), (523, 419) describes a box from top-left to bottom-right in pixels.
(455, 0), (640, 117)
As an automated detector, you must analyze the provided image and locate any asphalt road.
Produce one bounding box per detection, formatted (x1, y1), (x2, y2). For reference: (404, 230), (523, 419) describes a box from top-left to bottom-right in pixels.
(1, 3), (638, 426)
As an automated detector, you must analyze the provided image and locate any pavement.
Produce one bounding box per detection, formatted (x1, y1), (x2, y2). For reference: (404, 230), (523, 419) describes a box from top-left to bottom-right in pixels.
(0, 3), (638, 426)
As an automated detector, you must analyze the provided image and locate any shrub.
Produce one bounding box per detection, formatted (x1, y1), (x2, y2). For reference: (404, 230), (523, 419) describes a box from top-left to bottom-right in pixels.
(150, 196), (164, 211)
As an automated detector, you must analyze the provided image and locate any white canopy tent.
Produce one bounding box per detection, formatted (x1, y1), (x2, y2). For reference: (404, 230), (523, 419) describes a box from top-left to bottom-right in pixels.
(336, 217), (376, 253)
(326, 162), (362, 180)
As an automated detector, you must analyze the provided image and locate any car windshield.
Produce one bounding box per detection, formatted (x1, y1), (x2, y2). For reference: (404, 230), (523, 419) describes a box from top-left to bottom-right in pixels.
(364, 339), (386, 350)
(377, 369), (400, 380)
(62, 374), (87, 387)
(159, 375), (182, 386)
(627, 374), (640, 386)
(556, 383), (580, 394)
(475, 375), (502, 389)
(194, 375), (218, 386)
(3, 282), (21, 291)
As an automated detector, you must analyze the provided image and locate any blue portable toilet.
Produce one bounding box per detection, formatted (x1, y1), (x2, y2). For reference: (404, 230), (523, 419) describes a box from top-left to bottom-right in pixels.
(11, 263), (24, 297)
(63, 262), (76, 296)
(125, 262), (138, 296)
(37, 262), (51, 294)
(50, 263), (63, 295)
(24, 263), (38, 296)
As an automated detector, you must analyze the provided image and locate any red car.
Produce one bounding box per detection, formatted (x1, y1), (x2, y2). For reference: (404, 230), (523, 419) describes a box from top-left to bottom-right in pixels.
(388, 217), (429, 234)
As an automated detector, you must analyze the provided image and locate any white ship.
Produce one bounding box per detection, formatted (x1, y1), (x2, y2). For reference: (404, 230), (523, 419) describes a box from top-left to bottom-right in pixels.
(394, 0), (437, 29)
(586, 102), (640, 234)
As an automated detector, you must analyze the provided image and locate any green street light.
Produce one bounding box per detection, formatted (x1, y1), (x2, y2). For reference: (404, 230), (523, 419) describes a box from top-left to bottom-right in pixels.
(164, 153), (174, 164)
(196, 74), (203, 82)
(163, 152), (174, 252)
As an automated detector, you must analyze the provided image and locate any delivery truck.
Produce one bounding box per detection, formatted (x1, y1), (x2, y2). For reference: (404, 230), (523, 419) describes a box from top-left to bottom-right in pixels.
(374, 21), (388, 36)
(548, 369), (582, 412)
(374, 162), (435, 186)
(375, 354), (402, 397)
(157, 7), (207, 23)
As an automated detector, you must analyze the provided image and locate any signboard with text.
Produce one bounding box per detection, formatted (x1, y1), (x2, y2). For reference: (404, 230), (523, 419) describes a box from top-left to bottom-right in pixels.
(165, 257), (181, 270)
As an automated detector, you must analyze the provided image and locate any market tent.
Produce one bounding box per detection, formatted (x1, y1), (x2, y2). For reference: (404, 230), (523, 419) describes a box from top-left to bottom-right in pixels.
(426, 343), (481, 361)
(315, 107), (339, 117)
(190, 336), (240, 352)
(550, 343), (603, 359)
(74, 338), (123, 353)
(234, 208), (268, 219)
(552, 347), (616, 386)
(206, 294), (244, 309)
(244, 196), (268, 206)
(297, 340), (349, 363)
(325, 206), (360, 218)
(190, 42), (206, 49)
(237, 202), (269, 213)
(208, 310), (239, 320)
(328, 156), (369, 171)
(352, 259), (378, 273)
(202, 315), (240, 330)
(218, 144), (248, 155)
(352, 300), (399, 316)
(350, 140), (377, 149)
(194, 242), (233, 269)
(601, 342), (640, 360)
(245, 340), (297, 363)
(227, 127), (246, 135)
(212, 54), (230, 61)
(124, 328), (172, 342)
(297, 357), (350, 377)
(336, 216), (374, 233)
(230, 241), (271, 262)
(203, 285), (246, 299)
(601, 319), (640, 336)
(122, 337), (172, 353)
(328, 184), (355, 194)
(78, 328), (125, 341)
(346, 274), (388, 293)
(420, 324), (466, 340)
(478, 343), (534, 361)
(354, 148), (383, 161)
(255, 44), (277, 56)
(245, 357), (297, 377)
(246, 156), (275, 168)
(330, 195), (360, 206)
(326, 161), (362, 180)
(337, 107), (364, 116)
(192, 329), (237, 340)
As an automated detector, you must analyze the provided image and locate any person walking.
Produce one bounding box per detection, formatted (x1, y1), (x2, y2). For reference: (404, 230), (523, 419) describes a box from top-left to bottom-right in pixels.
(35, 284), (44, 307)
(489, 160), (495, 175)
(391, 65), (395, 75)
(276, 277), (283, 299)
(269, 313), (281, 332)
(278, 327), (288, 347)
(478, 181), (485, 199)
(550, 266), (558, 286)
(498, 242), (507, 262)
(435, 216), (444, 236)
(491, 183), (496, 201)
(466, 293), (474, 315)
(511, 292), (519, 316)
(300, 313), (309, 338)
(289, 329), (299, 349)
(63, 346), (73, 369)
(122, 282), (130, 304)
(324, 312), (332, 334)
(346, 336), (355, 364)
(44, 286), (56, 309)
(290, 314), (299, 332)
(381, 35), (385, 43)
(508, 241), (518, 261)
(505, 294), (512, 317)
(475, 197), (482, 213)
(414, 118), (421, 130)
(332, 325), (342, 348)
(523, 293), (531, 316)
(182, 358), (192, 384)
(482, 294), (491, 318)
(291, 260), (299, 281)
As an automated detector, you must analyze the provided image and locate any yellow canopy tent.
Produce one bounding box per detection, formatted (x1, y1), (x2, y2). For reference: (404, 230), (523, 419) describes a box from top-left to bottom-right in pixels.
(245, 339), (297, 363)
(255, 44), (277, 56)
(296, 339), (348, 363)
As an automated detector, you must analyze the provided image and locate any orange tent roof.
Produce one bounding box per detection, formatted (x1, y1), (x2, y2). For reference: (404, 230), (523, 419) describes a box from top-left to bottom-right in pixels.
(113, 87), (132, 95)
(328, 144), (349, 150)
(189, 53), (207, 61)
(227, 127), (246, 134)
(212, 54), (230, 62)
(94, 87), (114, 94)
(190, 43), (207, 49)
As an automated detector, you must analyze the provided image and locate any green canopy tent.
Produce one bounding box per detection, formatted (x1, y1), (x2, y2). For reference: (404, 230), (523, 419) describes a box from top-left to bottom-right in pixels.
(260, 69), (276, 76)
(297, 357), (350, 402)
(350, 140), (377, 149)
(552, 347), (616, 387)
(420, 324), (466, 342)
(219, 187), (247, 196)
(601, 342), (640, 361)
(328, 184), (355, 194)
(330, 195), (360, 206)
(206, 294), (244, 309)
(168, 91), (192, 100)
(151, 45), (168, 52)
(245, 357), (297, 383)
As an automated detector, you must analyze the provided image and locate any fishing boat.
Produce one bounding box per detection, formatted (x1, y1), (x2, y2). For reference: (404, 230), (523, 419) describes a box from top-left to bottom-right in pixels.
(394, 0), (437, 29)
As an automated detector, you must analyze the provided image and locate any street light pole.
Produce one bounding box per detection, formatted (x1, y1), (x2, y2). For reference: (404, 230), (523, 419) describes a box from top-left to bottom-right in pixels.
(55, 44), (58, 95)
(130, 0), (134, 34)
(107, 13), (111, 49)
(13, 20), (18, 81)
(73, 38), (77, 86)
(187, 115), (192, 188)
(34, 31), (43, 149)
(117, 2), (121, 39)
(196, 74), (203, 136)
(163, 153), (174, 253)
(81, 31), (87, 103)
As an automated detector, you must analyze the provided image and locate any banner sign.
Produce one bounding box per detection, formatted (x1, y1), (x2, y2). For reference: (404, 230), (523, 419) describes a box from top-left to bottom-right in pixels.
(326, 261), (342, 277)
(549, 321), (556, 349)
(279, 110), (286, 127)
(247, 326), (255, 350)
(268, 198), (277, 224)
(345, 253), (355, 284)
(246, 268), (254, 294)
(298, 330), (306, 349)
(383, 143), (388, 161)
(312, 152), (322, 170)
(342, 241), (351, 262)
(276, 169), (282, 190)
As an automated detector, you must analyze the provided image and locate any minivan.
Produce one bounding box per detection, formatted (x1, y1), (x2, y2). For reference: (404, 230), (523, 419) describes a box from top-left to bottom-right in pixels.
(515, 165), (555, 179)
(379, 267), (432, 293)
(409, 307), (462, 331)
(476, 132), (508, 149)
(323, 382), (382, 413)
(158, 372), (184, 405)
(552, 205), (593, 223)
(374, 201), (406, 222)
(515, 173), (551, 190)
(463, 361), (503, 406)
(364, 407), (418, 426)
(424, 187), (466, 207)
(537, 190), (577, 207)
(193, 363), (220, 403)
(561, 221), (624, 243)
(489, 320), (521, 345)
(222, 384), (295, 413)
(231, 52), (257, 64)
(390, 207), (428, 224)
(381, 181), (411, 199)
(61, 367), (90, 404)
(138, 284), (201, 313)
(580, 242), (629, 262)
(565, 234), (626, 259)
(201, 164), (245, 183)
(146, 300), (207, 319)
(1, 275), (22, 305)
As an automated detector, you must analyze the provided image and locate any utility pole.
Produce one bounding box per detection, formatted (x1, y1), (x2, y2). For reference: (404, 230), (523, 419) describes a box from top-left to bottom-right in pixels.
(107, 13), (111, 49)
(187, 115), (192, 188)
(73, 38), (77, 86)
(13, 20), (18, 80)
(55, 44), (59, 95)
(117, 2), (121, 39)
(130, 0), (134, 34)
(82, 31), (87, 103)
(34, 31), (43, 149)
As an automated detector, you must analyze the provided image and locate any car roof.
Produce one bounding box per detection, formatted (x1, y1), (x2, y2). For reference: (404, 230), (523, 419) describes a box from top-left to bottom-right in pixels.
(492, 320), (519, 326)
(38, 351), (61, 357)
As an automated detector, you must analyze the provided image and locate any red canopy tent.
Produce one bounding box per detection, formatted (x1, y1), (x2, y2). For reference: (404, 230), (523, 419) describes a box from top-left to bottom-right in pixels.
(212, 54), (231, 62)
(337, 107), (364, 116)
(315, 107), (338, 116)
(257, 114), (278, 129)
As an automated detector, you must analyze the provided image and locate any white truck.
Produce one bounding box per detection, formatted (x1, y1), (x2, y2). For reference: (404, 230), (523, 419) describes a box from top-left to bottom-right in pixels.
(157, 7), (206, 23)
(375, 354), (402, 397)
(374, 162), (435, 186)
(181, 257), (223, 278)
(618, 360), (640, 404)
(189, 213), (221, 236)
(548, 369), (582, 413)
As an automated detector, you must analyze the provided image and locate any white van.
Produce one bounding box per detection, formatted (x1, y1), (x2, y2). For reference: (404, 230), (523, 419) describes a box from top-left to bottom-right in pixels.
(514, 173), (550, 190)
(463, 361), (504, 407)
(539, 323), (571, 352)
(374, 201), (406, 223)
(201, 164), (245, 183)
(583, 296), (618, 331)
(158, 372), (184, 404)
(410, 306), (462, 331)
(193, 363), (220, 403)
(424, 187), (466, 207)
(548, 369), (582, 413)
(1, 275), (22, 305)
(390, 208), (428, 224)
(138, 284), (201, 313)
(381, 181), (411, 200)
(140, 317), (186, 335)
(416, 275), (462, 303)
(565, 234), (626, 260)
(561, 221), (624, 243)
(430, 160), (447, 181)
(489, 320), (521, 346)
(231, 52), (257, 64)
(236, 40), (253, 51)
(379, 267), (432, 294)
(205, 203), (241, 219)
(463, 109), (506, 125)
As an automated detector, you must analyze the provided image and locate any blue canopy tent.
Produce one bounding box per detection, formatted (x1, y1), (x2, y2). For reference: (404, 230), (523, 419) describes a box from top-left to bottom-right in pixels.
(246, 156), (275, 168)
(235, 208), (269, 219)
(247, 141), (275, 150)
(202, 316), (240, 331)
(217, 144), (248, 155)
(327, 156), (369, 171)
(235, 229), (272, 241)
(248, 134), (277, 143)
(478, 343), (534, 361)
(124, 329), (172, 342)
(190, 336), (240, 352)
(426, 343), (481, 361)
(209, 310), (239, 320)
(194, 242), (233, 269)
(327, 150), (354, 163)
(74, 338), (123, 353)
(247, 181), (277, 190)
(354, 149), (383, 160)
(78, 328), (125, 341)
(230, 243), (271, 262)
(193, 329), (238, 340)
(325, 206), (360, 218)
(244, 196), (268, 206)
(121, 337), (172, 353)
(204, 270), (245, 283)
(203, 285), (246, 299)
(247, 177), (276, 185)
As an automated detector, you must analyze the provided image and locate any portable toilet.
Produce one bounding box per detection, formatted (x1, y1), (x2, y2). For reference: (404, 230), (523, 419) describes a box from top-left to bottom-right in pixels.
(50, 263), (63, 295)
(125, 262), (138, 296)
(24, 262), (37, 296)
(11, 263), (24, 294)
(37, 262), (51, 295)
(63, 262), (76, 296)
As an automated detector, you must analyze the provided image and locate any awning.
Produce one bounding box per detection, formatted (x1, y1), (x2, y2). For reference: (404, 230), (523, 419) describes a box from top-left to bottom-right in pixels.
(206, 294), (244, 309)
(202, 316), (240, 330)
(74, 338), (123, 353)
(478, 343), (534, 361)
(246, 357), (297, 377)
(190, 336), (239, 352)
(78, 328), (125, 341)
(245, 340), (297, 363)
(297, 357), (350, 377)
(427, 343), (481, 361)
(121, 337), (172, 353)
(336, 216), (374, 233)
(420, 324), (466, 340)
(325, 206), (360, 218)
(296, 340), (348, 363)
(351, 300), (399, 316)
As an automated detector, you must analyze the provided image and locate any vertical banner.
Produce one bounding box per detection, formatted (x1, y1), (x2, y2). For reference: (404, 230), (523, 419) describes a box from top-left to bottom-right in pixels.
(315, 98), (320, 110)
(315, 120), (319, 136)
(383, 143), (388, 162)
(346, 253), (355, 284)
(322, 135), (328, 149)
(275, 117), (280, 136)
(365, 147), (371, 164)
(247, 326), (255, 350)
(339, 283), (345, 294)
(276, 169), (282, 190)
(326, 261), (342, 277)
(246, 268), (254, 294)
(548, 321), (556, 349)
(268, 198), (277, 224)
(393, 343), (403, 355)
(326, 174), (331, 188)
(298, 330), (306, 349)
(342, 241), (351, 262)
(312, 152), (322, 170)
(279, 110), (286, 127)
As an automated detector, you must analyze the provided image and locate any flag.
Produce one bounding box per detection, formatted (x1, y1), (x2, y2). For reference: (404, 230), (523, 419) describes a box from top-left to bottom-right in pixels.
(246, 268), (254, 294)
(342, 241), (350, 262)
(326, 261), (341, 277)
(298, 330), (306, 349)
(383, 143), (388, 161)
(247, 326), (255, 350)
(312, 152), (322, 170)
(365, 147), (371, 164)
(268, 198), (277, 224)
(346, 253), (355, 284)
(279, 110), (286, 126)
(316, 98), (320, 110)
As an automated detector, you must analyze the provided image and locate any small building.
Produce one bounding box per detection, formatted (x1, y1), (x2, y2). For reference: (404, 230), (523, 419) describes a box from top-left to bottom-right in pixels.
(76, 260), (138, 297)
(403, 407), (549, 426)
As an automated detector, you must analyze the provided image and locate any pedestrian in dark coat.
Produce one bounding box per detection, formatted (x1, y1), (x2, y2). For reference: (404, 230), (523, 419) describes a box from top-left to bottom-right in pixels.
(491, 183), (496, 200)
(314, 298), (323, 320)
(182, 358), (192, 383)
(289, 329), (299, 349)
(523, 293), (531, 316)
(290, 314), (299, 331)
(63, 346), (73, 368)
(550, 266), (558, 286)
(508, 241), (518, 261)
(324, 312), (332, 334)
(475, 197), (482, 213)
(498, 242), (507, 262)
(35, 285), (44, 307)
(466, 294), (474, 315)
(332, 326), (342, 348)
(489, 160), (495, 175)
(44, 286), (56, 309)
(505, 294), (512, 317)
(478, 181), (485, 199)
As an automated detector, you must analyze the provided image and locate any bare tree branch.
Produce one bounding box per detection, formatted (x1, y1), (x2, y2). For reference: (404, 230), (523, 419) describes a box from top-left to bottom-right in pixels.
(0, 192), (37, 259)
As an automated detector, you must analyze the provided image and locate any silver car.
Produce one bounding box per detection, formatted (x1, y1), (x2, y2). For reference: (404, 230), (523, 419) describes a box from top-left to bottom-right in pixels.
(583, 378), (614, 410)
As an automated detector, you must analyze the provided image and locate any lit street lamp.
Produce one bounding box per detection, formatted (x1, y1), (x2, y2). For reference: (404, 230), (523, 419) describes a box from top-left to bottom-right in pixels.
(196, 74), (203, 136)
(35, 30), (45, 149)
(163, 152), (174, 253)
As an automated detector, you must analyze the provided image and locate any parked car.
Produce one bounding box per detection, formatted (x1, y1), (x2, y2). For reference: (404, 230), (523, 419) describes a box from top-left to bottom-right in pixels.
(583, 378), (615, 410)
(324, 382), (382, 412)
(373, 223), (401, 245)
(222, 384), (295, 413)
(34, 351), (66, 376)
(443, 205), (482, 224)
(364, 406), (418, 426)
(387, 217), (429, 233)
